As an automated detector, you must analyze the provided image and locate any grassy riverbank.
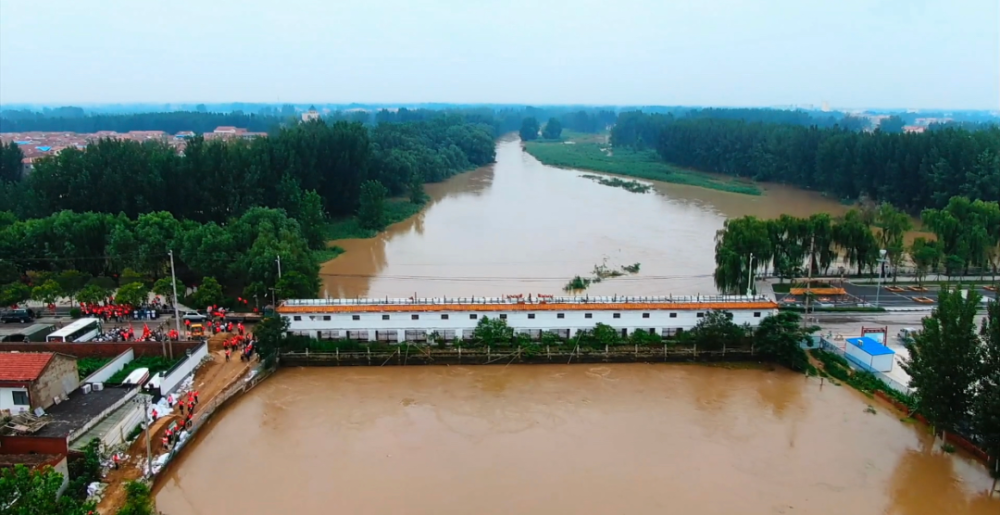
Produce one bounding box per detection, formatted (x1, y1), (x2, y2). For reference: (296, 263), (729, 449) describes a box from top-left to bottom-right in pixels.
(523, 139), (762, 196)
(315, 199), (425, 263)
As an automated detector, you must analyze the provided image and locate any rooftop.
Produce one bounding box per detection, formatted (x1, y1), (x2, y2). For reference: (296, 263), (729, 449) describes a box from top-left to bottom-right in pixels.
(846, 337), (895, 356)
(279, 295), (779, 314)
(0, 454), (63, 469)
(0, 352), (54, 382)
(34, 386), (133, 438)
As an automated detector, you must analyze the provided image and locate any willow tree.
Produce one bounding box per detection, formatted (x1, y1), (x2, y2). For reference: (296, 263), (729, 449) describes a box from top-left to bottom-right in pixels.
(922, 196), (1000, 276)
(875, 203), (913, 281)
(834, 209), (879, 275)
(714, 216), (772, 294)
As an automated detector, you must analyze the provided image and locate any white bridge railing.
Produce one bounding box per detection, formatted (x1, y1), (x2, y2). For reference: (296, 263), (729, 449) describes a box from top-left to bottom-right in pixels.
(282, 294), (774, 308)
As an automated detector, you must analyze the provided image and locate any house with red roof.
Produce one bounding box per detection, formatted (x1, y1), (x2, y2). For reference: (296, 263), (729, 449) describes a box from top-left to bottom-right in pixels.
(0, 352), (79, 416)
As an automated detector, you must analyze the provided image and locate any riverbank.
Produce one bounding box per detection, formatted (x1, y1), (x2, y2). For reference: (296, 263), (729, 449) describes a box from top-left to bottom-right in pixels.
(522, 137), (762, 195)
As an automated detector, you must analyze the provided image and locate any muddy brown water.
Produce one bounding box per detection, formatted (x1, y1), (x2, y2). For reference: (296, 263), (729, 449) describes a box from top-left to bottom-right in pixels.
(155, 365), (999, 515)
(319, 138), (864, 299)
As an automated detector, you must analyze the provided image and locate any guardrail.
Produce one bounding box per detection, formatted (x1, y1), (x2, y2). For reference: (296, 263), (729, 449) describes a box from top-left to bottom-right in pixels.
(282, 294), (774, 308)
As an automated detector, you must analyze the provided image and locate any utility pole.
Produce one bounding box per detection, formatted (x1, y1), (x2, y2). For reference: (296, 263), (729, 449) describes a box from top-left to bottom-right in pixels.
(276, 254), (282, 280)
(168, 250), (182, 356)
(746, 253), (755, 297)
(135, 395), (153, 476)
(804, 236), (815, 328)
(874, 249), (888, 308)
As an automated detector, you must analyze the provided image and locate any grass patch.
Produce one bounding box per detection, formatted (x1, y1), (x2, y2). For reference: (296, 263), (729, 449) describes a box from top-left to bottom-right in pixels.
(323, 199), (424, 241)
(523, 140), (761, 196)
(76, 357), (111, 379)
(106, 356), (181, 385)
(312, 245), (345, 264)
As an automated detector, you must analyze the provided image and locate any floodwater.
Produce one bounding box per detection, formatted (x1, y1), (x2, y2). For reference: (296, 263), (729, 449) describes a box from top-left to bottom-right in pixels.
(155, 365), (999, 515)
(320, 138), (854, 299)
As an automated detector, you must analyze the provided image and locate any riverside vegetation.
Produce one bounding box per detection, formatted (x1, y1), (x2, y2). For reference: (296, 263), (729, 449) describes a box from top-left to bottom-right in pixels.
(579, 174), (651, 193)
(712, 197), (1000, 294)
(810, 289), (1000, 477)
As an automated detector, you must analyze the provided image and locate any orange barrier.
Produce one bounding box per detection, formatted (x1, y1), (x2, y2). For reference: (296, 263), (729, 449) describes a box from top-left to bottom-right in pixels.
(789, 288), (846, 296)
(913, 297), (935, 304)
(277, 301), (780, 314)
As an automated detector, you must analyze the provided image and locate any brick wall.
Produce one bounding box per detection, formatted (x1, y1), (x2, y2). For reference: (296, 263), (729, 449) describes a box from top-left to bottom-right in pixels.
(0, 341), (202, 359)
(28, 355), (79, 411)
(0, 435), (69, 455)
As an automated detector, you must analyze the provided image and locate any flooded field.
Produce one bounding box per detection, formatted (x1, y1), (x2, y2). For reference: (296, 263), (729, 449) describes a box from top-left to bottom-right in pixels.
(320, 139), (854, 299)
(156, 365), (999, 515)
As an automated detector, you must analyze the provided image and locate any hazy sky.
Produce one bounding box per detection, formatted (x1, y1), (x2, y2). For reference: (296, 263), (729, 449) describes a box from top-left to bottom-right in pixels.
(1, 0), (997, 109)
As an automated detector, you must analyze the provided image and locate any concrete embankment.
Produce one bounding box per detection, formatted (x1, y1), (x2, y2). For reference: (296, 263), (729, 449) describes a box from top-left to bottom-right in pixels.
(279, 344), (762, 367)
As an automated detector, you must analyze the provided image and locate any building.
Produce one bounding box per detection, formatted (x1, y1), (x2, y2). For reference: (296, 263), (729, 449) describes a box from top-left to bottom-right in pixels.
(0, 453), (70, 496)
(301, 107), (320, 122)
(278, 295), (779, 342)
(0, 352), (80, 416)
(845, 337), (895, 372)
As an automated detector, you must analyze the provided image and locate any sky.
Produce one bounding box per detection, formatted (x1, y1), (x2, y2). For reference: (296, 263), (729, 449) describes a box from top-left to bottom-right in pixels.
(0, 0), (997, 110)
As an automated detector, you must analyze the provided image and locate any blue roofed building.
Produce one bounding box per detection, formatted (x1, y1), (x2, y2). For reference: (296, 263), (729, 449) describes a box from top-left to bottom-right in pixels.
(845, 336), (895, 372)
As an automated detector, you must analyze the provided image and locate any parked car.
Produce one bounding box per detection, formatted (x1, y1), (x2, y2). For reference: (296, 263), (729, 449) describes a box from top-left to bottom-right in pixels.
(1, 308), (36, 324)
(181, 311), (206, 322)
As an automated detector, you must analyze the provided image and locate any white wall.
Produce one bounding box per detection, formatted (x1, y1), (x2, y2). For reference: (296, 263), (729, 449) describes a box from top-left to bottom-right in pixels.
(0, 386), (30, 415)
(83, 348), (135, 385)
(158, 341), (208, 396)
(284, 307), (775, 341)
(870, 353), (894, 372)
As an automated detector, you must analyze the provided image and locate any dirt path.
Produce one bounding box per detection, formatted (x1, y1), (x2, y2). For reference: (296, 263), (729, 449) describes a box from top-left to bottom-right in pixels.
(96, 333), (253, 514)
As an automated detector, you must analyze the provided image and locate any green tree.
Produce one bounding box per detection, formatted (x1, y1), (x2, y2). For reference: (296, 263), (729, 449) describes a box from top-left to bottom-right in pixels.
(118, 268), (145, 286)
(253, 314), (289, 366)
(542, 117), (563, 139)
(357, 180), (388, 231)
(31, 279), (62, 307)
(902, 287), (983, 442)
(152, 276), (180, 301)
(54, 270), (91, 301)
(275, 271), (318, 299)
(834, 209), (879, 275)
(754, 311), (815, 372)
(908, 237), (942, 285)
(713, 216), (772, 294)
(0, 141), (25, 184)
(115, 281), (149, 307)
(0, 282), (32, 307)
(76, 283), (109, 306)
(116, 480), (154, 515)
(408, 172), (427, 205)
(519, 117), (539, 141)
(472, 316), (514, 346)
(875, 203), (913, 280)
(973, 299), (1000, 480)
(190, 276), (224, 309)
(0, 464), (95, 515)
(683, 310), (747, 350)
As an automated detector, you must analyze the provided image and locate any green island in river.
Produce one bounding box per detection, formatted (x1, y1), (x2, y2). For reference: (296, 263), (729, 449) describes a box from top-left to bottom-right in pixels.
(522, 131), (762, 196)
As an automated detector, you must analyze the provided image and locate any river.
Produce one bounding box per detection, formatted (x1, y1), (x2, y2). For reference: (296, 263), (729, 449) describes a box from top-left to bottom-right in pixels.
(319, 138), (855, 299)
(155, 365), (999, 515)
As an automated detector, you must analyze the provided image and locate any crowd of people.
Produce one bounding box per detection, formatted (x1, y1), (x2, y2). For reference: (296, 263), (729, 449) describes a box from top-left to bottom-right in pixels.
(221, 334), (256, 362)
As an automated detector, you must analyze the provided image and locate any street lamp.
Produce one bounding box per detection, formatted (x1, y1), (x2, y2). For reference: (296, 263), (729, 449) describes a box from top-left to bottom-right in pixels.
(746, 253), (755, 297)
(874, 249), (888, 308)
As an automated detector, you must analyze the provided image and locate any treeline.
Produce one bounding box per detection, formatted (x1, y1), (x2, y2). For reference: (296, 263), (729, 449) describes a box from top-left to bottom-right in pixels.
(610, 111), (1000, 212)
(0, 106), (618, 137)
(713, 197), (1000, 293)
(0, 208), (321, 308)
(0, 116), (498, 305)
(1, 117), (494, 222)
(0, 110), (284, 134)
